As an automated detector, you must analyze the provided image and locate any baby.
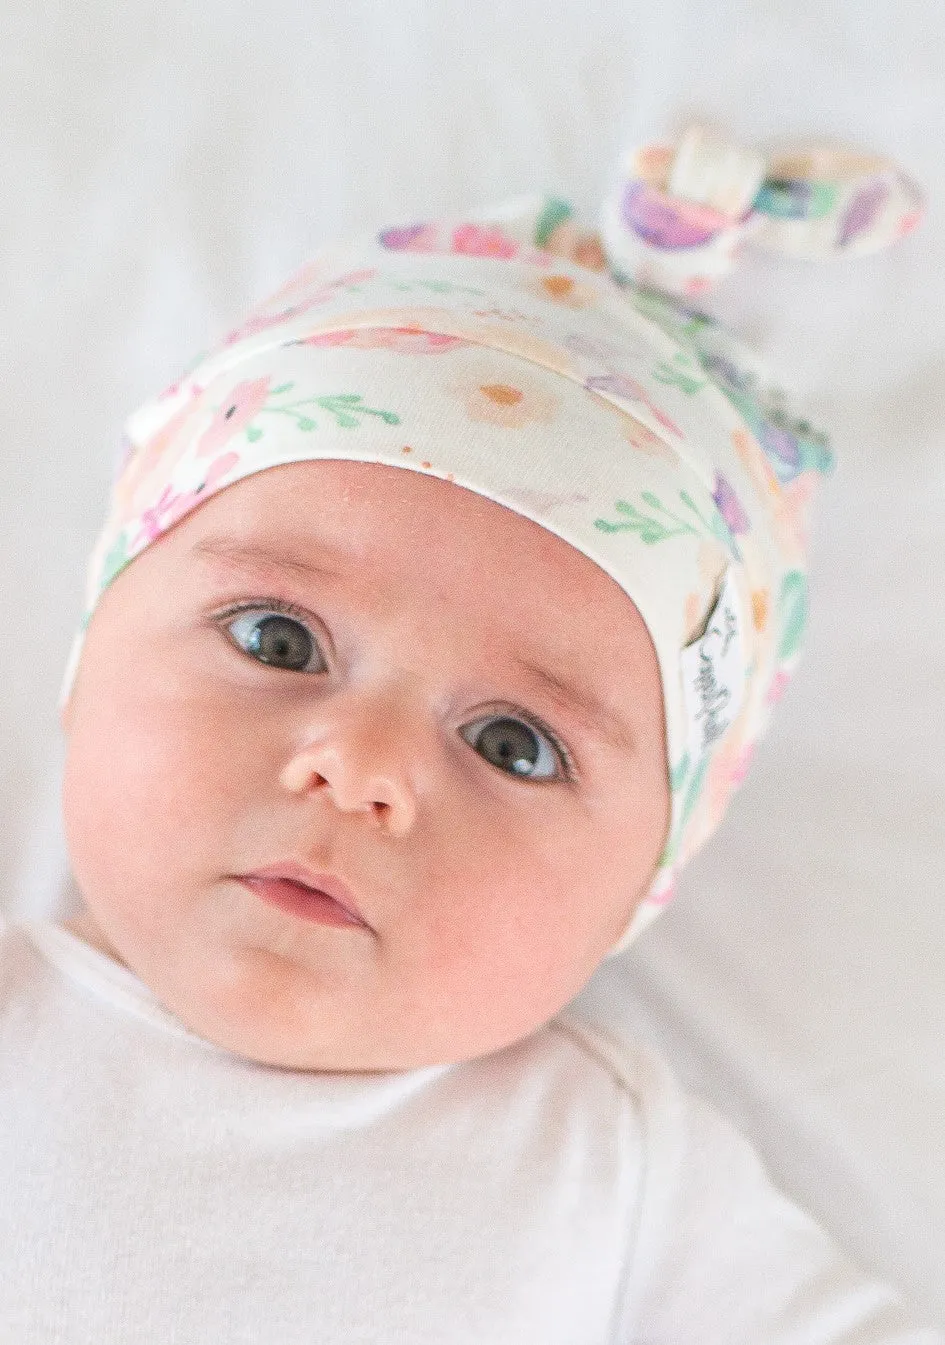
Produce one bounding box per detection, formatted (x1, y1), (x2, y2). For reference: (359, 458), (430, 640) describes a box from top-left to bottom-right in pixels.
(1, 128), (940, 1341)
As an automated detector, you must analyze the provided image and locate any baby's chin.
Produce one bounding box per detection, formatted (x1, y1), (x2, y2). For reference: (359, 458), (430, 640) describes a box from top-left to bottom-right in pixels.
(62, 907), (564, 1073)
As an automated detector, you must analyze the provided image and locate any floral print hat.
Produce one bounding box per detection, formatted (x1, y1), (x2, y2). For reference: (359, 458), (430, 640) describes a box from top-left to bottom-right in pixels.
(60, 126), (922, 954)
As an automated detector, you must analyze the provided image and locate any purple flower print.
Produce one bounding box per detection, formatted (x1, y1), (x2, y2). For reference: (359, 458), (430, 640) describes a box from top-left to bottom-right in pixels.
(378, 222), (438, 251)
(756, 421), (800, 475)
(838, 178), (890, 248)
(620, 181), (726, 250)
(712, 472), (750, 535)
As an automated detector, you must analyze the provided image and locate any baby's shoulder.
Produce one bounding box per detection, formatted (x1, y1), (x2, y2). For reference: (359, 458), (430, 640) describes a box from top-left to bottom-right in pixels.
(0, 914), (33, 1005)
(545, 1001), (674, 1109)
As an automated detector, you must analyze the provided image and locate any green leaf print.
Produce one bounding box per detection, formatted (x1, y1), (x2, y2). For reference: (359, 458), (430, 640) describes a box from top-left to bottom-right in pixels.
(100, 532), (132, 590)
(777, 571), (808, 661)
(314, 395), (401, 428)
(387, 279), (486, 297)
(258, 391), (402, 433)
(680, 754), (710, 829)
(595, 491), (701, 544)
(652, 352), (707, 395)
(670, 752), (691, 792)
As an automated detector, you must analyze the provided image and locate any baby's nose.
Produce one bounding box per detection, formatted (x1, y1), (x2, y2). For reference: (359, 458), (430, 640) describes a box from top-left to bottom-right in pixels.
(279, 699), (420, 837)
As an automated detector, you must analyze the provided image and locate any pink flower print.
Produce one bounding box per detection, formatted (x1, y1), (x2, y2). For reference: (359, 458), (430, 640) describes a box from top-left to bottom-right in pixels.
(450, 223), (519, 259)
(113, 398), (206, 528)
(197, 378), (271, 457)
(136, 484), (178, 544)
(221, 269), (379, 346)
(897, 207), (923, 239)
(378, 222), (439, 251)
(730, 741), (755, 786)
(333, 268), (377, 289)
(161, 452), (241, 530)
(704, 733), (756, 830)
(765, 668), (792, 707)
(299, 327), (468, 354)
(712, 472), (750, 535)
(683, 275), (713, 296)
(134, 452), (240, 546)
(585, 373), (684, 438)
(648, 877), (678, 907)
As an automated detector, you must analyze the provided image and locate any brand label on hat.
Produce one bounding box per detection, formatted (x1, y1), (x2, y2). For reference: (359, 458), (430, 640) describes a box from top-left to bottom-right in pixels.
(680, 567), (746, 766)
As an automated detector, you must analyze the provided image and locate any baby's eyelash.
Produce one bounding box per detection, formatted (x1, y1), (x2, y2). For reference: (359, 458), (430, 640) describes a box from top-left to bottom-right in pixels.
(217, 595), (316, 626)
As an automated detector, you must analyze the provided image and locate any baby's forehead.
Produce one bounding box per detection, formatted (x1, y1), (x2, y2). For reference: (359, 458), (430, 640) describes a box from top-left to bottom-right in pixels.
(184, 459), (634, 610)
(174, 460), (659, 737)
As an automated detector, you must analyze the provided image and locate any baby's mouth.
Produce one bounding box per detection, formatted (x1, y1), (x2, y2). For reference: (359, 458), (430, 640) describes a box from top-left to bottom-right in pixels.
(235, 863), (370, 929)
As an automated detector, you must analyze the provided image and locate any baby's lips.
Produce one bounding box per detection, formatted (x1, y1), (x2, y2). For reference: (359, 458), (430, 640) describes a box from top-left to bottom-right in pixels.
(239, 861), (369, 926)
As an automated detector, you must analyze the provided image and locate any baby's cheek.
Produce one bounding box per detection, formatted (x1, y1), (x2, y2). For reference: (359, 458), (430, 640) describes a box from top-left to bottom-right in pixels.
(63, 679), (231, 910)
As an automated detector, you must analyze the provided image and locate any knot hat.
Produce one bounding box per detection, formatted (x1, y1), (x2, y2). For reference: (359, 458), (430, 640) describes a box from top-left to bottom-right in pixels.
(60, 125), (922, 954)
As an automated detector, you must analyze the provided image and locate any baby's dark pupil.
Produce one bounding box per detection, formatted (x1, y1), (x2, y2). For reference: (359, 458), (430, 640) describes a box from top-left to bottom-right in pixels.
(476, 718), (539, 776)
(248, 615), (312, 671)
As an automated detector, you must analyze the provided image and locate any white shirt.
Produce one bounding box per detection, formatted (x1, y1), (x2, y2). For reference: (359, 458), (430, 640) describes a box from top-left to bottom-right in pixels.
(0, 915), (939, 1344)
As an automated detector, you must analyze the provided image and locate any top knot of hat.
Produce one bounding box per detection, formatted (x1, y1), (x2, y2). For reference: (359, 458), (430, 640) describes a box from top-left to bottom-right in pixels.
(599, 123), (924, 297)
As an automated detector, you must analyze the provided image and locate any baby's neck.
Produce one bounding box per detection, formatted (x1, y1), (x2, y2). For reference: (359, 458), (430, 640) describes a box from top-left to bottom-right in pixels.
(60, 908), (129, 968)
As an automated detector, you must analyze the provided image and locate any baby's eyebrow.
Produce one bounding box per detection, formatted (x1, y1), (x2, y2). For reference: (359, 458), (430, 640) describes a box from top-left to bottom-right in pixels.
(192, 535), (342, 585)
(192, 534), (638, 758)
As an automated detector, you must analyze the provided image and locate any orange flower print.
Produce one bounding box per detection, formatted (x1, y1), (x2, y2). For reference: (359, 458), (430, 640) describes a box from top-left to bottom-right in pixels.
(197, 378), (271, 457)
(732, 427), (782, 500)
(751, 589), (770, 633)
(542, 219), (608, 272)
(774, 471), (818, 553)
(683, 541), (729, 642)
(530, 273), (599, 309)
(452, 372), (559, 428)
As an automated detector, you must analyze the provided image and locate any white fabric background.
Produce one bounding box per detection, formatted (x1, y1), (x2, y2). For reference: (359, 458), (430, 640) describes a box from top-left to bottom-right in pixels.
(1, 0), (942, 1325)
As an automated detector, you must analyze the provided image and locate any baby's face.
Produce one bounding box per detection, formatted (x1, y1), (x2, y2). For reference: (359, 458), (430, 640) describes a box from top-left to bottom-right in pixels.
(61, 460), (669, 1071)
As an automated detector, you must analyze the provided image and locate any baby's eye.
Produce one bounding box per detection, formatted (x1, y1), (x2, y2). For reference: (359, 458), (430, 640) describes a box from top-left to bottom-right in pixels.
(223, 606), (327, 674)
(460, 714), (566, 782)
